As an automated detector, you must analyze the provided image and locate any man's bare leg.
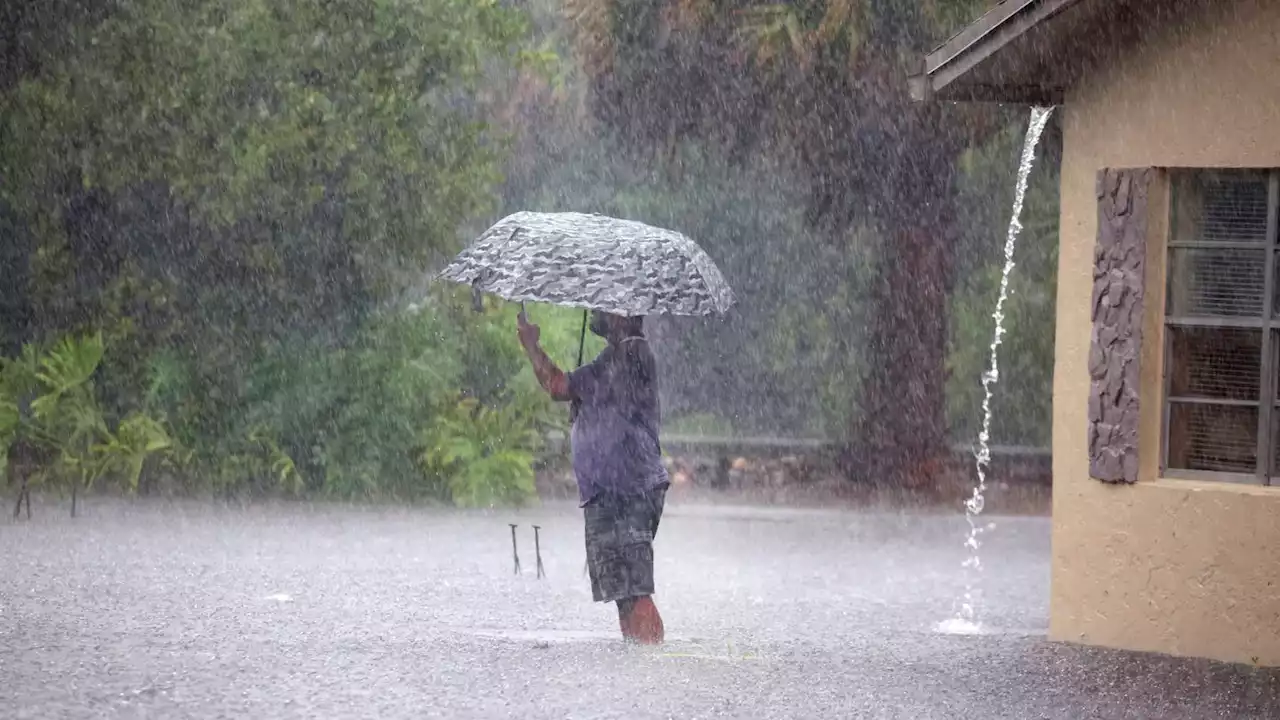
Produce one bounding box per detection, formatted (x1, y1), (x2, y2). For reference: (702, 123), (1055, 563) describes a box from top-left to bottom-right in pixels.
(616, 598), (635, 640)
(617, 596), (664, 644)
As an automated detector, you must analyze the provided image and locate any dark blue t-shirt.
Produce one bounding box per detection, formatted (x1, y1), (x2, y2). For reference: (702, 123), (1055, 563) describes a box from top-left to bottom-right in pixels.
(568, 337), (669, 506)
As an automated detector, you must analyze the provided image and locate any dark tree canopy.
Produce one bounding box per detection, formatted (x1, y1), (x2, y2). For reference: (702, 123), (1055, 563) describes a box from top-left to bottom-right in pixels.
(560, 0), (1016, 484)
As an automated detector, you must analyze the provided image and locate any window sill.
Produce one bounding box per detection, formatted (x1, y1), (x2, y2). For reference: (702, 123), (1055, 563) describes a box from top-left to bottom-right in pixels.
(1152, 476), (1280, 496)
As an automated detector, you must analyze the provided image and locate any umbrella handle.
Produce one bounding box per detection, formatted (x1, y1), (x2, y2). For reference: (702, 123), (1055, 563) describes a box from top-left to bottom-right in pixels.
(569, 308), (587, 426)
(575, 308), (587, 368)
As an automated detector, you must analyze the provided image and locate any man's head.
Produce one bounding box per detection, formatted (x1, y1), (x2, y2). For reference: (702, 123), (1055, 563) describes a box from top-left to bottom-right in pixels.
(588, 310), (645, 341)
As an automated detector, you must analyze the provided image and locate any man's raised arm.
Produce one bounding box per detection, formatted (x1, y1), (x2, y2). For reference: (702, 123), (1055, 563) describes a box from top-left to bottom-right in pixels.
(517, 312), (572, 401)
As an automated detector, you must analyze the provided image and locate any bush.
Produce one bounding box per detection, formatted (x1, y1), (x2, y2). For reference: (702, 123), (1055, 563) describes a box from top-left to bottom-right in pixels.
(419, 397), (541, 508)
(132, 286), (594, 505)
(1, 333), (172, 512)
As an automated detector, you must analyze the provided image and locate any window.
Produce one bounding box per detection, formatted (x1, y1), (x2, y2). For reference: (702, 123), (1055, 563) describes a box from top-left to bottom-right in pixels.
(1164, 170), (1280, 483)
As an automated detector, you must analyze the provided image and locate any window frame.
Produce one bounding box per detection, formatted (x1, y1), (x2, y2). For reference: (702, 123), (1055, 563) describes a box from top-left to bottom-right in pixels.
(1161, 169), (1280, 485)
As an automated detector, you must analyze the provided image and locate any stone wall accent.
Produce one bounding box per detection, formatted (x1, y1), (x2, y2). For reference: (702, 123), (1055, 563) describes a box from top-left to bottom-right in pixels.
(1088, 168), (1153, 483)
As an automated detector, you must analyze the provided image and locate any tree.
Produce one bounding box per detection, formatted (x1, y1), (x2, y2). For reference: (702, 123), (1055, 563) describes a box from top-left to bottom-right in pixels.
(3, 0), (525, 320)
(0, 0), (532, 452)
(561, 0), (1013, 485)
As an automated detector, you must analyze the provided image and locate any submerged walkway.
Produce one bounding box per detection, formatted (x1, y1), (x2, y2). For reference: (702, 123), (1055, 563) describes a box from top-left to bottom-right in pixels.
(2, 498), (1277, 718)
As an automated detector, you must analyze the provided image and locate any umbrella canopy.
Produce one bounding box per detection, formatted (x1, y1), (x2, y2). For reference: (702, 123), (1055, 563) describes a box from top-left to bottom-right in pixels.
(438, 211), (735, 316)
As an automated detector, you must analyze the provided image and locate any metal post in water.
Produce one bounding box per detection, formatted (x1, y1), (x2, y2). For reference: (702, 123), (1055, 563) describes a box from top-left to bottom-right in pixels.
(509, 523), (521, 575)
(532, 525), (545, 579)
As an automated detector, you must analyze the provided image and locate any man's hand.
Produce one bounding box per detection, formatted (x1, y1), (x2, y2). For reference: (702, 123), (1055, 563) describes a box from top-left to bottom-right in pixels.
(517, 309), (541, 350)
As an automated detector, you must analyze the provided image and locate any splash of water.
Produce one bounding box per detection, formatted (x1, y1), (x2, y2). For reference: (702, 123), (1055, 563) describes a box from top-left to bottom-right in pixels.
(944, 106), (1054, 633)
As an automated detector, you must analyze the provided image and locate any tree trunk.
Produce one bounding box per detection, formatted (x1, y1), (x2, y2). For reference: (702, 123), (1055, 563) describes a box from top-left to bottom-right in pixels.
(844, 131), (961, 490)
(70, 482), (77, 518)
(10, 440), (37, 520)
(13, 479), (26, 519)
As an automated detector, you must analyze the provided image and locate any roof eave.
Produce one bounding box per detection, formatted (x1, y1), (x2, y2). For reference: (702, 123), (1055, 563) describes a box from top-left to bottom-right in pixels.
(907, 74), (1065, 105)
(911, 0), (1085, 104)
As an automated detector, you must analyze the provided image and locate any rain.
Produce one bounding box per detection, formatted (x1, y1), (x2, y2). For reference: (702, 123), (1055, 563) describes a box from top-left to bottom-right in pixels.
(3, 1), (1280, 718)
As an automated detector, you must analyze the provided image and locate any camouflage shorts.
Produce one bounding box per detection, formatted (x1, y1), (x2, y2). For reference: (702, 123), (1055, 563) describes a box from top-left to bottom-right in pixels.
(583, 485), (667, 603)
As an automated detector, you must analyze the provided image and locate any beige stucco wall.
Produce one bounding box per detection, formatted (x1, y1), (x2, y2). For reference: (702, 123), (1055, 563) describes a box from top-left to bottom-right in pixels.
(1052, 0), (1280, 665)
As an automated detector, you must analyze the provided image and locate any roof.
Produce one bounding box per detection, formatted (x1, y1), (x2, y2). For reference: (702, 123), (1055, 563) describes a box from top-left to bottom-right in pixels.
(908, 0), (1153, 104)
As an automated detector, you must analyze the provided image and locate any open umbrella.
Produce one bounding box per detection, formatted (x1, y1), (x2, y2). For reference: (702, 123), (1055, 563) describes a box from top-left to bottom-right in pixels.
(439, 211), (735, 365)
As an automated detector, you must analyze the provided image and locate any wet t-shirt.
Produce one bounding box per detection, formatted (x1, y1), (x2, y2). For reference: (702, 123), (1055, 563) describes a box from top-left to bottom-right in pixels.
(568, 337), (669, 506)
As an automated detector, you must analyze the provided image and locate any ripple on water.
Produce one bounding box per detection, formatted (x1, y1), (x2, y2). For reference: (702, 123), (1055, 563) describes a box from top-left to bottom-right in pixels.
(935, 618), (985, 636)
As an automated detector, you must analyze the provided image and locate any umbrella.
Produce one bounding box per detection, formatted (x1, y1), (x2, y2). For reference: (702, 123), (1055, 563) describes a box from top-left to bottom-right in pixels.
(439, 211), (735, 365)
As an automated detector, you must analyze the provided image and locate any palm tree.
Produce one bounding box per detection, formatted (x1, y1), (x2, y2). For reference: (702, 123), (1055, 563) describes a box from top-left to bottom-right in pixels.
(562, 0), (1009, 487)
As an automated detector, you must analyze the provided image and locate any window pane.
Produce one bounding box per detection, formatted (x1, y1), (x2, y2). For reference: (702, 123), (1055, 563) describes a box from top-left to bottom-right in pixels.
(1172, 170), (1270, 245)
(1272, 408), (1280, 483)
(1273, 253), (1280, 317)
(1168, 327), (1261, 400)
(1167, 247), (1266, 317)
(1167, 403), (1258, 473)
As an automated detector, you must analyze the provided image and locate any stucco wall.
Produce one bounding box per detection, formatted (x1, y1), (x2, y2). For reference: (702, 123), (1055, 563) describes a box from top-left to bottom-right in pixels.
(1053, 0), (1280, 665)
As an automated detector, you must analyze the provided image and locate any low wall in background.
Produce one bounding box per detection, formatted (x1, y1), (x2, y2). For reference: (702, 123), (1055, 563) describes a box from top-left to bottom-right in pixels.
(537, 435), (1051, 514)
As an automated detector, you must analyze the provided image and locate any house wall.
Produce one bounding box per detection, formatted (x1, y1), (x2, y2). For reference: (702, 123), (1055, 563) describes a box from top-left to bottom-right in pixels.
(1054, 0), (1280, 665)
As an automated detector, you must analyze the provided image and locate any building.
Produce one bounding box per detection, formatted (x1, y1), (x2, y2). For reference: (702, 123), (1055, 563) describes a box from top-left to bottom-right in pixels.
(910, 0), (1280, 666)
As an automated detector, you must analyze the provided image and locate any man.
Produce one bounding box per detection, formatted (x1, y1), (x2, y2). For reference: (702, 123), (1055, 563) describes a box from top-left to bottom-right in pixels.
(517, 308), (669, 644)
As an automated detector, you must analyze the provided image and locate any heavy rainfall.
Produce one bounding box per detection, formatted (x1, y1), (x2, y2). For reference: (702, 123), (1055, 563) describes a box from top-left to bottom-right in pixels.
(2, 1), (1279, 718)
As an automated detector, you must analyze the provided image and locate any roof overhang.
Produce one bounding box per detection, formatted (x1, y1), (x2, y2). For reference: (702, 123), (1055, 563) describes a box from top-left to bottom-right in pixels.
(908, 0), (1149, 104)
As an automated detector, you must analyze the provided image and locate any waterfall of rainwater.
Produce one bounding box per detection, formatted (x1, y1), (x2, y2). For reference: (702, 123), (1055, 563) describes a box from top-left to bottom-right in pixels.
(938, 106), (1054, 635)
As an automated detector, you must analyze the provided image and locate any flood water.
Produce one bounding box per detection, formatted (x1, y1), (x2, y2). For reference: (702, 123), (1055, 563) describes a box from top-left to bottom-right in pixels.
(2, 498), (1278, 718)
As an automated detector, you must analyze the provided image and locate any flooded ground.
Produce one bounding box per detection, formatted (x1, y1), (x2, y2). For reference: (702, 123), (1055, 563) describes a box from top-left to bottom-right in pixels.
(2, 497), (1277, 718)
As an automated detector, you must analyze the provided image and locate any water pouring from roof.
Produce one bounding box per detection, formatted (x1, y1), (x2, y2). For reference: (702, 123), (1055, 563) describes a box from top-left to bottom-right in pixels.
(939, 106), (1055, 635)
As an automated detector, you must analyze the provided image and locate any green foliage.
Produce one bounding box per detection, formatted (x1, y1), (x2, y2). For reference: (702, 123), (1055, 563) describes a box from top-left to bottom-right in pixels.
(30, 333), (104, 423)
(0, 0), (556, 506)
(195, 425), (302, 497)
(3, 0), (526, 239)
(121, 289), (584, 504)
(258, 436), (303, 497)
(0, 398), (16, 444)
(420, 397), (541, 508)
(0, 397), (17, 475)
(947, 120), (1060, 447)
(298, 295), (583, 503)
(1, 334), (172, 504)
(0, 346), (37, 479)
(1, 344), (43, 405)
(0, 0), (535, 452)
(92, 413), (173, 493)
(26, 334), (109, 494)
(0, 0), (1062, 508)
